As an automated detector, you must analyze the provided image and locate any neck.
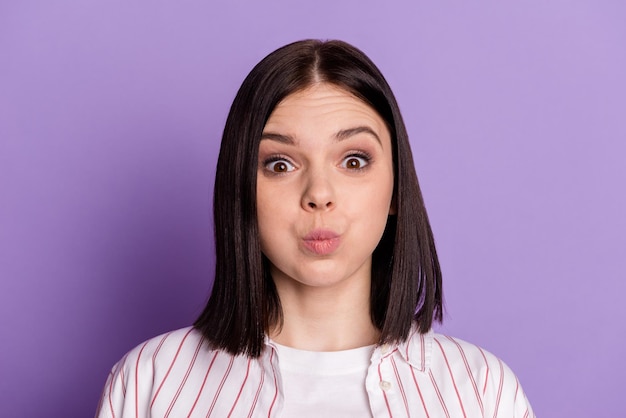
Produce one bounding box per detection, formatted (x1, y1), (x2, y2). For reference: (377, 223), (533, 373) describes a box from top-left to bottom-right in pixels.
(269, 274), (380, 351)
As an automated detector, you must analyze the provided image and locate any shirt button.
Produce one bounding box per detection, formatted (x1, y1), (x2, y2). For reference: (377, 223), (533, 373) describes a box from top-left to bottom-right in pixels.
(379, 381), (392, 391)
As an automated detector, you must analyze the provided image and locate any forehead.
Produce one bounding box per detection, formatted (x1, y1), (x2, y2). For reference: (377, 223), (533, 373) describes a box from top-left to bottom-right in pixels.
(263, 83), (389, 137)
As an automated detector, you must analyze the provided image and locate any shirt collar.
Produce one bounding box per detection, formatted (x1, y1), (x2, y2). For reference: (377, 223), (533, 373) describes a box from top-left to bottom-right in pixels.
(264, 325), (433, 373)
(393, 326), (433, 373)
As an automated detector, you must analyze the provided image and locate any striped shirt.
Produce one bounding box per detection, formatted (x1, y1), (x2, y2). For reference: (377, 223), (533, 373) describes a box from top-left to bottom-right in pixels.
(96, 326), (534, 417)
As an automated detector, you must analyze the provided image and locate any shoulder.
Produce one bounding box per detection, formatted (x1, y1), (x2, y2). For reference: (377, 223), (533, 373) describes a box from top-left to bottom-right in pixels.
(401, 328), (502, 373)
(428, 333), (502, 373)
(97, 327), (244, 417)
(420, 332), (534, 417)
(102, 327), (210, 397)
(425, 332), (517, 390)
(113, 327), (202, 374)
(122, 327), (203, 362)
(431, 333), (534, 417)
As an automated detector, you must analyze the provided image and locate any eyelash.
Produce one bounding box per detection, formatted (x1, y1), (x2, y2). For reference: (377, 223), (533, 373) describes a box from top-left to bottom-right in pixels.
(261, 151), (374, 175)
(262, 154), (295, 175)
(341, 151), (373, 171)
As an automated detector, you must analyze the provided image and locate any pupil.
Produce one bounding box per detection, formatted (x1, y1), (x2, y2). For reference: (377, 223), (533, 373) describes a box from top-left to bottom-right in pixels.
(348, 158), (360, 168)
(275, 162), (286, 172)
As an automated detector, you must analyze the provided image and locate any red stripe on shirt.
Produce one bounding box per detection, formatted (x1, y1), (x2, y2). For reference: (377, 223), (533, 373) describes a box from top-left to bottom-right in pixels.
(187, 349), (218, 418)
(247, 364), (264, 418)
(227, 358), (252, 417)
(267, 349), (279, 418)
(492, 359), (504, 418)
(206, 355), (234, 417)
(150, 328), (194, 409)
(410, 365), (431, 417)
(151, 332), (170, 379)
(445, 335), (483, 415)
(478, 346), (490, 395)
(164, 335), (203, 417)
(107, 370), (116, 418)
(428, 370), (451, 418)
(435, 338), (467, 418)
(134, 341), (150, 418)
(391, 355), (410, 415)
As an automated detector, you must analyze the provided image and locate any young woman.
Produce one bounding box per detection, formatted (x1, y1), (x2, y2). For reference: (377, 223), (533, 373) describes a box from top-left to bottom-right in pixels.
(97, 40), (534, 417)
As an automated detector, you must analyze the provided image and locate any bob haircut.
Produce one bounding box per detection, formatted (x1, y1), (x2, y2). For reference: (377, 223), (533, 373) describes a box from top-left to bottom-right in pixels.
(195, 39), (442, 358)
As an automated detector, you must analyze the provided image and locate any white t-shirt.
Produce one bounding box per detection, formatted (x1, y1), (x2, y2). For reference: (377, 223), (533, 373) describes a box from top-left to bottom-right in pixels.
(273, 341), (375, 417)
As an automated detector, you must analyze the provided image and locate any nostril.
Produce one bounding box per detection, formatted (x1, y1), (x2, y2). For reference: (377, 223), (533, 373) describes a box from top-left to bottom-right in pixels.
(308, 202), (316, 209)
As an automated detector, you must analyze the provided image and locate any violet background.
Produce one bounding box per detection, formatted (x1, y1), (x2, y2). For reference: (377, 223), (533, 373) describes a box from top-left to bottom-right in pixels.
(1, 1), (625, 417)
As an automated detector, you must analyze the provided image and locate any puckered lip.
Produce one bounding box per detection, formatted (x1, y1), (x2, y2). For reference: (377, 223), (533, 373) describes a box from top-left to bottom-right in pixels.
(301, 229), (341, 255)
(303, 229), (340, 241)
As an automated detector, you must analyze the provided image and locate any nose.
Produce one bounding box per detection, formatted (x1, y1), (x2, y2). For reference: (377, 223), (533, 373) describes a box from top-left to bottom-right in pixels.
(301, 171), (335, 211)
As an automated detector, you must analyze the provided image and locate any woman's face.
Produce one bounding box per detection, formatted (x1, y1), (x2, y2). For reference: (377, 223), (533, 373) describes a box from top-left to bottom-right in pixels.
(256, 83), (394, 292)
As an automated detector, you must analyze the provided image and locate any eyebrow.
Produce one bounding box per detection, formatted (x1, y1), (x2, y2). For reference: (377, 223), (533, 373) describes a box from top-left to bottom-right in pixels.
(260, 132), (295, 144)
(334, 126), (381, 145)
(261, 126), (382, 146)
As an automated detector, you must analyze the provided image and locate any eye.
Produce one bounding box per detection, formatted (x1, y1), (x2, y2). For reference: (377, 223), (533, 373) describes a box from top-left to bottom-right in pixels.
(341, 154), (370, 170)
(264, 158), (296, 173)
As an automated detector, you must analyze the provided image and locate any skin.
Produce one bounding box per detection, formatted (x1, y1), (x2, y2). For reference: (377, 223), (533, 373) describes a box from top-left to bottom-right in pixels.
(257, 83), (395, 351)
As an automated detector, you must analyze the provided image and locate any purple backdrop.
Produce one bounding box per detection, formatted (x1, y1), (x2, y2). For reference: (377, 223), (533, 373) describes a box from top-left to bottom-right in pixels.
(1, 1), (625, 417)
